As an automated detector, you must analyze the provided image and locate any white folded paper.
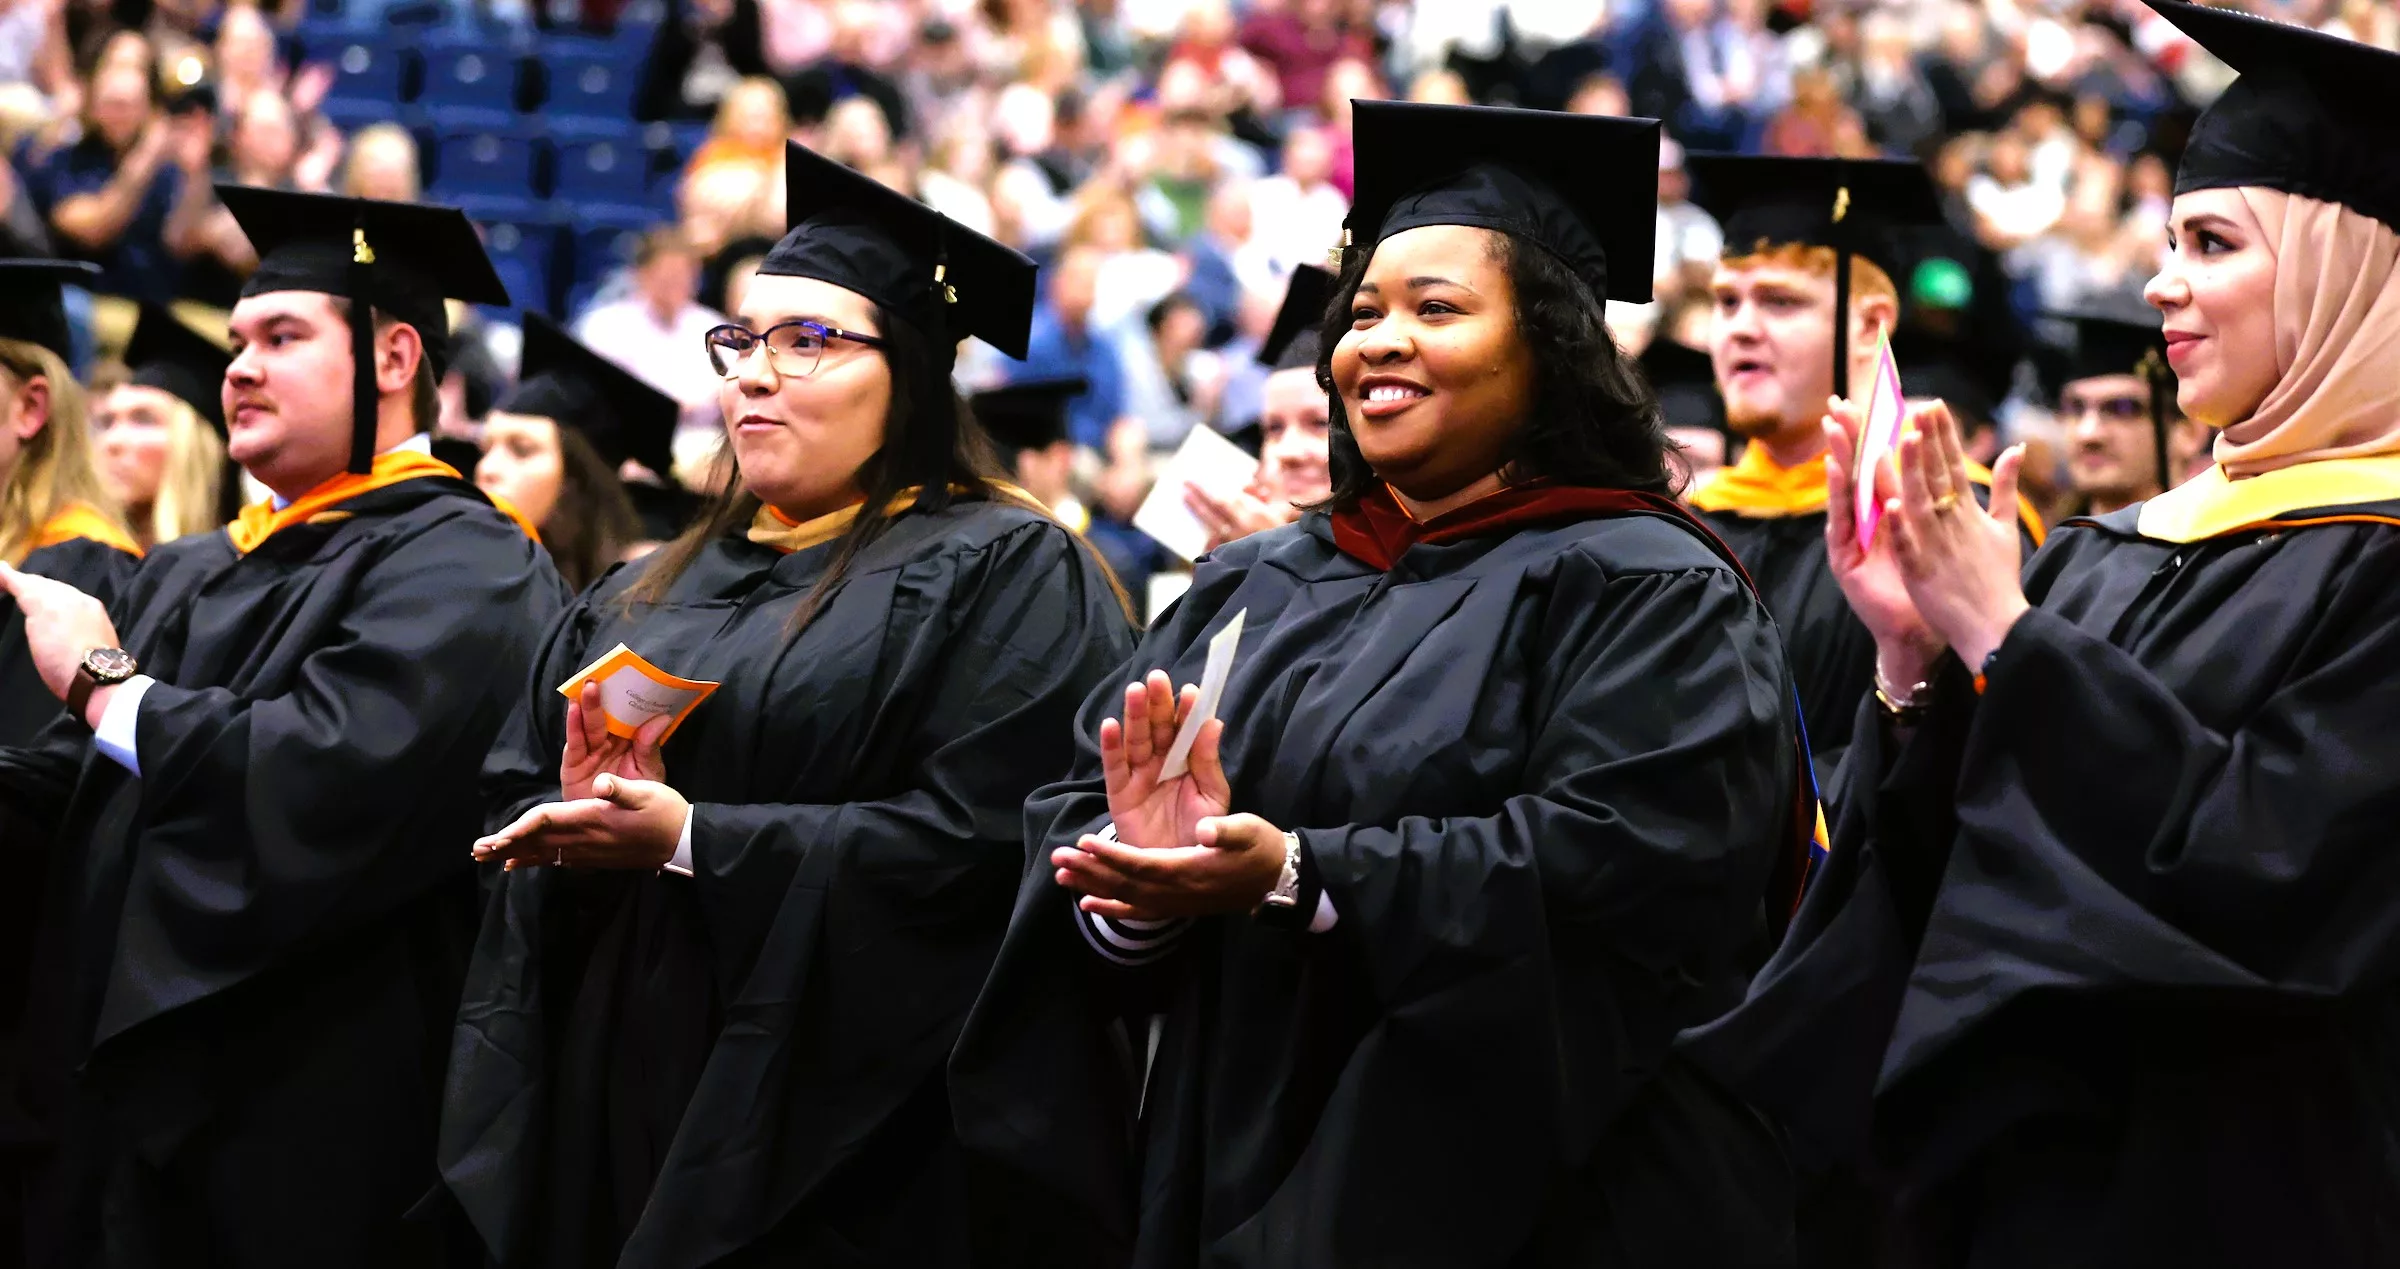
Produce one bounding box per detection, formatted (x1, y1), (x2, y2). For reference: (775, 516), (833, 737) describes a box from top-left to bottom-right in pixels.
(1131, 425), (1261, 562)
(1157, 608), (1244, 781)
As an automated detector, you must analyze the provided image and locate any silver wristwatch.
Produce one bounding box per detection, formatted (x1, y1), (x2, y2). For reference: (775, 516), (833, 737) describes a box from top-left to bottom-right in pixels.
(1257, 830), (1302, 911)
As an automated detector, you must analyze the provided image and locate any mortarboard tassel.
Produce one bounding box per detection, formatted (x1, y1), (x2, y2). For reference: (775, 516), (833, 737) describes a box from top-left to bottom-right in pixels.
(347, 223), (377, 475)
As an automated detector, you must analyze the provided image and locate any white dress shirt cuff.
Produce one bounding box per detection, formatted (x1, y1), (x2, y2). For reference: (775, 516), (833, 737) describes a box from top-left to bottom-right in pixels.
(663, 807), (695, 876)
(92, 674), (156, 776)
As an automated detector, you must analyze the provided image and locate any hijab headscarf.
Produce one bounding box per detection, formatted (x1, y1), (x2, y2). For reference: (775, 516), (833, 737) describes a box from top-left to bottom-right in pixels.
(2213, 190), (2400, 478)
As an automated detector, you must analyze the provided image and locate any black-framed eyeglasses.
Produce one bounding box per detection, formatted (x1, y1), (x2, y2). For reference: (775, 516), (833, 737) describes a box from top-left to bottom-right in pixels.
(2060, 392), (2151, 424)
(704, 320), (887, 379)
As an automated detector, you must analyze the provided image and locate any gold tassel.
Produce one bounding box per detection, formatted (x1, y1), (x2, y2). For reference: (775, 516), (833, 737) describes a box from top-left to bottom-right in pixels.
(352, 227), (376, 265)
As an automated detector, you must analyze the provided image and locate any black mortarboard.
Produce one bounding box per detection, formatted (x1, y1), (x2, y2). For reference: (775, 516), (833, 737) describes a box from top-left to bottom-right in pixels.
(763, 140), (1038, 363)
(2044, 310), (2177, 491)
(1684, 155), (1946, 399)
(970, 377), (1086, 454)
(2142, 0), (2400, 234)
(1259, 264), (1336, 371)
(1343, 100), (1659, 305)
(123, 302), (231, 436)
(0, 259), (100, 363)
(500, 312), (680, 480)
(218, 187), (510, 475)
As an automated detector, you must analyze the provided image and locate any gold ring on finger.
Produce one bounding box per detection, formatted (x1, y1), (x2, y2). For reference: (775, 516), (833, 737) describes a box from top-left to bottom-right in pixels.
(1932, 491), (1961, 513)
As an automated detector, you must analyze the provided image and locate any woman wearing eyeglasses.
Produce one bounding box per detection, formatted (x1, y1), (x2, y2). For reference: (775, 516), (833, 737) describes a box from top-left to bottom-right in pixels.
(437, 143), (1136, 1268)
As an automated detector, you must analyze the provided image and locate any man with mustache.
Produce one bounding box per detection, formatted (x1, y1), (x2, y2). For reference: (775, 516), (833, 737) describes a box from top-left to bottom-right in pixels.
(1682, 156), (2042, 790)
(0, 189), (563, 1266)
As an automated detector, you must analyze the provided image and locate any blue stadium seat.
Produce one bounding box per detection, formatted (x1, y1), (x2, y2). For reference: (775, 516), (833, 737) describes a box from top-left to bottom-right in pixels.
(421, 33), (524, 118)
(430, 127), (541, 222)
(552, 128), (650, 205)
(538, 36), (645, 126)
(312, 32), (411, 117)
(489, 252), (550, 314)
(478, 218), (563, 313)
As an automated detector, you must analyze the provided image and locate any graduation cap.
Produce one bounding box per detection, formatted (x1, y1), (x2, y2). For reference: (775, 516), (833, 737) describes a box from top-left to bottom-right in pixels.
(2044, 310), (2177, 491)
(2142, 0), (2400, 234)
(1684, 155), (1945, 399)
(500, 312), (680, 481)
(218, 187), (510, 475)
(0, 259), (101, 363)
(1343, 100), (1660, 305)
(123, 302), (232, 436)
(970, 377), (1086, 455)
(1258, 264), (1337, 371)
(763, 140), (1038, 363)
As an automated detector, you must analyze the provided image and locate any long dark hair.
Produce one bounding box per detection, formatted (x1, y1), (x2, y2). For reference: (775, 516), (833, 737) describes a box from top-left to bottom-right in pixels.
(627, 303), (1130, 631)
(1312, 230), (1674, 506)
(544, 425), (642, 593)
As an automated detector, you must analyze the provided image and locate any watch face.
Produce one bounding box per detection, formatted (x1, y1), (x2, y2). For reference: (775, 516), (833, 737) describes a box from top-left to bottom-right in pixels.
(85, 648), (137, 680)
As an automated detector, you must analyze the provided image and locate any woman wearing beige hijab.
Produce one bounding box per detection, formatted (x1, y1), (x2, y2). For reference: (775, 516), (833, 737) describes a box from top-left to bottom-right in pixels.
(1685, 5), (2400, 1266)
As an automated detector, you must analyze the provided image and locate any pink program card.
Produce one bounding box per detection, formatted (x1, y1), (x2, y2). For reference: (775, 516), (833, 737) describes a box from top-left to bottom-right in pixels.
(1853, 336), (1907, 549)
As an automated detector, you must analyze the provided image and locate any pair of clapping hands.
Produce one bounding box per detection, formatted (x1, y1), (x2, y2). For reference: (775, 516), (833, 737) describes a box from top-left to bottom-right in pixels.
(473, 683), (688, 871)
(1051, 671), (1290, 922)
(1823, 396), (2034, 694)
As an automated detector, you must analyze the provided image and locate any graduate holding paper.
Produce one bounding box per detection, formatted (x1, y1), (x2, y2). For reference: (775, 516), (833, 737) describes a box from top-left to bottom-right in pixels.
(441, 141), (1135, 1269)
(1682, 156), (2043, 790)
(952, 101), (1808, 1267)
(1686, 5), (2400, 1261)
(0, 191), (562, 1264)
(1185, 264), (1338, 552)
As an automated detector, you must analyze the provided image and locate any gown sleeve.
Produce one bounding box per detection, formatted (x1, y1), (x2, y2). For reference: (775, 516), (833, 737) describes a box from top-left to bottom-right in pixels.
(476, 569), (616, 833)
(1905, 536), (2400, 1040)
(93, 512), (563, 1041)
(1677, 655), (1980, 1164)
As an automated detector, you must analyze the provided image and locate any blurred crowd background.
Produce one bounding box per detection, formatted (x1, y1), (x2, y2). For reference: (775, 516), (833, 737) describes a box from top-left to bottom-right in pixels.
(4, 0), (2389, 595)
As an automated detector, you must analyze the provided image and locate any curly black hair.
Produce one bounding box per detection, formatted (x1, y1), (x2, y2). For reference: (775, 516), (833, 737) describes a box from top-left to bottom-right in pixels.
(1311, 230), (1674, 506)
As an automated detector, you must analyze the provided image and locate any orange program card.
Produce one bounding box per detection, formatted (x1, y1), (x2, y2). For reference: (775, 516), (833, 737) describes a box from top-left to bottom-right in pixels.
(555, 643), (721, 741)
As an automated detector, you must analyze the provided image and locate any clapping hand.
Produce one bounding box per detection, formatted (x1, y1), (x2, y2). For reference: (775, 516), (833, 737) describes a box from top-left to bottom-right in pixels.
(1050, 670), (1288, 921)
(1822, 395), (1945, 687)
(1880, 401), (2031, 670)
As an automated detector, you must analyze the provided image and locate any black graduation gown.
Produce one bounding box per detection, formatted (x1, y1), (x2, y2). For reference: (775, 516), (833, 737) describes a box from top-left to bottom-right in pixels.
(0, 477), (564, 1269)
(1684, 500), (2400, 1268)
(951, 510), (1802, 1269)
(1696, 479), (2035, 794)
(439, 499), (1134, 1269)
(0, 533), (138, 1263)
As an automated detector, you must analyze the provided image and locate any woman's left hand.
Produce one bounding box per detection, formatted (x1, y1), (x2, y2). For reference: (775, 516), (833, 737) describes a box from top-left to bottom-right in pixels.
(1053, 812), (1290, 921)
(472, 773), (692, 872)
(1883, 401), (2032, 670)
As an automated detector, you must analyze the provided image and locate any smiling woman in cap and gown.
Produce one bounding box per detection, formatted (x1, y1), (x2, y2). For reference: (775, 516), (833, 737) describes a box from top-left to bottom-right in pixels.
(950, 100), (1810, 1268)
(0, 187), (561, 1267)
(438, 140), (1136, 1269)
(1685, 5), (2400, 1263)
